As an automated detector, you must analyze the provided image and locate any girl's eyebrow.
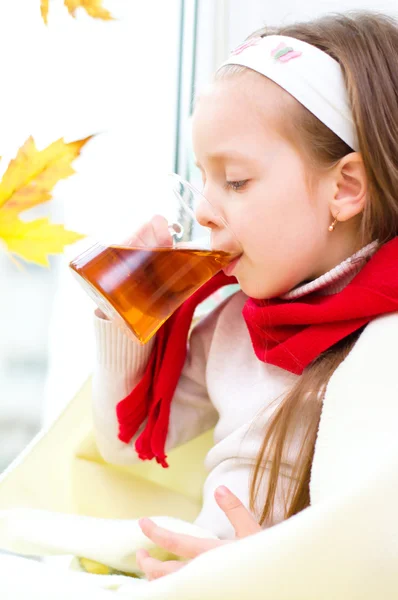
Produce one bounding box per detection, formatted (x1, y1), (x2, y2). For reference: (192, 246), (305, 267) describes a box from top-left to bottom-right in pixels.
(195, 150), (257, 169)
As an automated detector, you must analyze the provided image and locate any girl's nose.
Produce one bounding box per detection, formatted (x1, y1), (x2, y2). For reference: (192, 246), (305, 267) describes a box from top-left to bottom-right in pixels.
(195, 196), (221, 230)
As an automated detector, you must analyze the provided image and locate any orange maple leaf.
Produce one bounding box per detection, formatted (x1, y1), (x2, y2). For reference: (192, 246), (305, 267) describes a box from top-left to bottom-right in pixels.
(0, 136), (91, 267)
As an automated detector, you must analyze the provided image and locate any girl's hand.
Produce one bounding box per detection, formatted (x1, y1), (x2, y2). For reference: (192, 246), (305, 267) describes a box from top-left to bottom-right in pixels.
(94, 215), (173, 320)
(123, 214), (173, 248)
(136, 486), (261, 581)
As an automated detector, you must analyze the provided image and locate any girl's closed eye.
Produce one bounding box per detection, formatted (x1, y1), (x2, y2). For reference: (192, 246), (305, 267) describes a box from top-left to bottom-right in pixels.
(224, 179), (250, 191)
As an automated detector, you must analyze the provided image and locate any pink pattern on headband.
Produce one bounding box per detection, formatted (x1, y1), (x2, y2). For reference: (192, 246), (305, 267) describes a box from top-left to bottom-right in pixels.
(271, 42), (302, 62)
(231, 37), (261, 56)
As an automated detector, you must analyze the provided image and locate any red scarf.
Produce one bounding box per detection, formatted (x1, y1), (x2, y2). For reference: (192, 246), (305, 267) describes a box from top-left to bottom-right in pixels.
(116, 237), (398, 467)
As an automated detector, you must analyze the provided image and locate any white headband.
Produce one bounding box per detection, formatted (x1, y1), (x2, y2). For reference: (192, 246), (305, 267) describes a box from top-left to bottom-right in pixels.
(217, 34), (359, 151)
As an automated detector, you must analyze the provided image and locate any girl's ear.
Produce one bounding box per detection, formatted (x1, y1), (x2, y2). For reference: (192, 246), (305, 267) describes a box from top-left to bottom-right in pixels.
(329, 152), (367, 221)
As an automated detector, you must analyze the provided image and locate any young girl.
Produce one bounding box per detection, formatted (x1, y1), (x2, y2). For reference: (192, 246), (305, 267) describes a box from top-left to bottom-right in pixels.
(92, 10), (398, 580)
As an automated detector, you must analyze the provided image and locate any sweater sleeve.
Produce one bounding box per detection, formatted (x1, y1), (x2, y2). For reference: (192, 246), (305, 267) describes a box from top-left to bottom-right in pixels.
(91, 303), (226, 466)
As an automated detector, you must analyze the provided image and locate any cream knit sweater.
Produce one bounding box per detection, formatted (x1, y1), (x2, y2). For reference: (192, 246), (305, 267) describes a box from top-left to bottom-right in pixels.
(92, 241), (379, 539)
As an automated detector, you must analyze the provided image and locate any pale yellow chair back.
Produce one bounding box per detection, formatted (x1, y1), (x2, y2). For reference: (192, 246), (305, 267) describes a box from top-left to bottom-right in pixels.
(0, 377), (213, 523)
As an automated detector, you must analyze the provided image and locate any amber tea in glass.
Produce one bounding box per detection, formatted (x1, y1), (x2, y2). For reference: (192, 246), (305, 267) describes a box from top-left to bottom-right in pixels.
(70, 243), (233, 343)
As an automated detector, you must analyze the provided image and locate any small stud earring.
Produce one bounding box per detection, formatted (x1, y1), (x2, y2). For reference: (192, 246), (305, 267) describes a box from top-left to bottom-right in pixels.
(328, 212), (340, 232)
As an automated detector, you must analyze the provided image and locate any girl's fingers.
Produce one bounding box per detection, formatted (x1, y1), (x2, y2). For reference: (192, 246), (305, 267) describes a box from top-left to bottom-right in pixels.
(151, 215), (173, 246)
(136, 549), (185, 581)
(123, 215), (173, 248)
(138, 518), (227, 559)
(214, 486), (262, 538)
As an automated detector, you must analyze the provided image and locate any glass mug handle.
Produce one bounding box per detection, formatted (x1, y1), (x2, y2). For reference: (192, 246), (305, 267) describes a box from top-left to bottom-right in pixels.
(168, 222), (184, 240)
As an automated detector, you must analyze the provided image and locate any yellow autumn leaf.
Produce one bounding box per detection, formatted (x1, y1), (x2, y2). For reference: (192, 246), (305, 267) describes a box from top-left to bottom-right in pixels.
(41, 0), (113, 24)
(0, 217), (85, 267)
(65, 0), (113, 21)
(41, 0), (49, 24)
(0, 136), (91, 215)
(0, 135), (90, 266)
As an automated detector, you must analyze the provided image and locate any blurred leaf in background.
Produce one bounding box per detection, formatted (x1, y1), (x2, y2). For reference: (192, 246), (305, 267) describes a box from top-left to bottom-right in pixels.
(41, 0), (114, 24)
(0, 136), (91, 267)
(40, 0), (49, 22)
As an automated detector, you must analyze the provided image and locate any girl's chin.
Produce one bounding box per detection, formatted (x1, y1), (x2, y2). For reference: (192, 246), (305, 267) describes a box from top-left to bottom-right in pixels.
(237, 274), (284, 300)
(236, 277), (269, 299)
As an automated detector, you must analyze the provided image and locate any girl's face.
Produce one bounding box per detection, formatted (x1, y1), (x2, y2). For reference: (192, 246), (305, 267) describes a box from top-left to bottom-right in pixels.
(192, 71), (348, 299)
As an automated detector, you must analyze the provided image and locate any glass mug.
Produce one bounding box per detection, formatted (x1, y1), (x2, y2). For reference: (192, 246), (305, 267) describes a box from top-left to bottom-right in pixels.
(69, 173), (242, 344)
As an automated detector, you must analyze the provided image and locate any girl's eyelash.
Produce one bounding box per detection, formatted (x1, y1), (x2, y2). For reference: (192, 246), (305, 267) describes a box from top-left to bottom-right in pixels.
(224, 180), (249, 191)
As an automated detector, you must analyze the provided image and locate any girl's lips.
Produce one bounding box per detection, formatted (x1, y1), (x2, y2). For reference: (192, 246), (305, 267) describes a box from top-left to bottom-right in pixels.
(222, 254), (242, 276)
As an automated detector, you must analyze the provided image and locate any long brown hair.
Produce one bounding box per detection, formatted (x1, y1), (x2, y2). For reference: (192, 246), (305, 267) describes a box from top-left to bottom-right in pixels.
(216, 11), (398, 525)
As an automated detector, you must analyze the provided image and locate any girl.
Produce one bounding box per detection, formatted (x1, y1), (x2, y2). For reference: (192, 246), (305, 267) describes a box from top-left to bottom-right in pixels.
(92, 10), (398, 581)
